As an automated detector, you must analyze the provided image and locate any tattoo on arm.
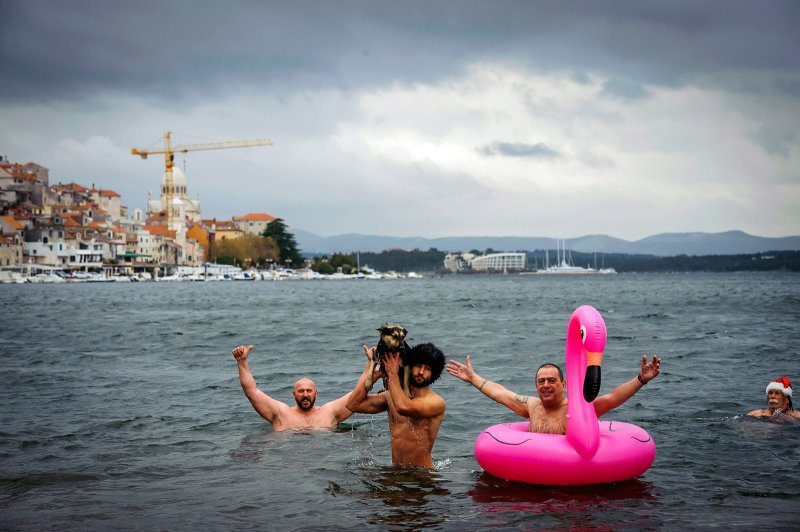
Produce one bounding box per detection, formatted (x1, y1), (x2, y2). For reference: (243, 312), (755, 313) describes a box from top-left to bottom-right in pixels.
(514, 394), (529, 404)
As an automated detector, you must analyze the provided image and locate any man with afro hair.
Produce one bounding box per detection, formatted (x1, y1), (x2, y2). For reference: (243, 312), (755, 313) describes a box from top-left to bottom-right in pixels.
(347, 342), (446, 467)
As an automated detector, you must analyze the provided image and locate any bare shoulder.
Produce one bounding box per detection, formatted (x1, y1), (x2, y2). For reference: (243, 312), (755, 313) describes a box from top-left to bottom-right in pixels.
(746, 409), (768, 417)
(428, 390), (446, 411)
(520, 396), (542, 417)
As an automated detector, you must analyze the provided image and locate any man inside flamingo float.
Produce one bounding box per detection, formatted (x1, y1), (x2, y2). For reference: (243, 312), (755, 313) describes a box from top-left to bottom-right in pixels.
(747, 376), (800, 422)
(446, 354), (661, 435)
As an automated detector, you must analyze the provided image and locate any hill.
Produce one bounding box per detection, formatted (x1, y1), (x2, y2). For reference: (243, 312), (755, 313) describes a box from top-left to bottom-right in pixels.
(290, 229), (800, 257)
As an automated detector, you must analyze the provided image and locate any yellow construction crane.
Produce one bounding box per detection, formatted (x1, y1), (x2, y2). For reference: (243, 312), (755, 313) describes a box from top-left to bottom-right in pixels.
(132, 131), (272, 230)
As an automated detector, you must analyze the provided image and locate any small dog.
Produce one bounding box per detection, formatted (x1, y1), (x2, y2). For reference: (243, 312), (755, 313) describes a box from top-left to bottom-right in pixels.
(364, 323), (412, 397)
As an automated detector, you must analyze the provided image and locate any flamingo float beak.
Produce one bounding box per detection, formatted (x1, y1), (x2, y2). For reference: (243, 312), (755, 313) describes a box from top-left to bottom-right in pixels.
(583, 350), (603, 402)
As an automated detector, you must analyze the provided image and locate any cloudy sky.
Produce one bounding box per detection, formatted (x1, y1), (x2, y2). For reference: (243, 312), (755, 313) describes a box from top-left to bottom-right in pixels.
(1, 1), (798, 240)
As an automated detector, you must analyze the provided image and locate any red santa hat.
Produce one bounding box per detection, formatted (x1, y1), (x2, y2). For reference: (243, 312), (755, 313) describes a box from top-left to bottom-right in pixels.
(765, 376), (792, 396)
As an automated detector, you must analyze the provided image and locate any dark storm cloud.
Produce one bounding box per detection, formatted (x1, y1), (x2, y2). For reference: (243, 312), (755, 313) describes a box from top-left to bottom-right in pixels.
(479, 142), (560, 159)
(1, 0), (798, 103)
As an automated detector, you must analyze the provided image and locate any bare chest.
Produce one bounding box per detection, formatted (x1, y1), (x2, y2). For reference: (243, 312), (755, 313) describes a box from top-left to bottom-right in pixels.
(276, 408), (335, 430)
(528, 401), (567, 435)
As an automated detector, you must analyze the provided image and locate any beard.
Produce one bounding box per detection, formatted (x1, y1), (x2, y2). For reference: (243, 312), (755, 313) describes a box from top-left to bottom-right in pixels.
(296, 396), (316, 411)
(411, 375), (432, 388)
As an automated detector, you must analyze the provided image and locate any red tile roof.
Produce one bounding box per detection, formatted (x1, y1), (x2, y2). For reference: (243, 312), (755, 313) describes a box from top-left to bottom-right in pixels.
(0, 163), (37, 181)
(1, 215), (24, 231)
(53, 182), (89, 193)
(234, 212), (277, 222)
(144, 225), (177, 239)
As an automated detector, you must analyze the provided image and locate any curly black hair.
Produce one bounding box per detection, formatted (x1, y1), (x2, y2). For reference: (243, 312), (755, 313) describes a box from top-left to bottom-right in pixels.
(407, 343), (445, 384)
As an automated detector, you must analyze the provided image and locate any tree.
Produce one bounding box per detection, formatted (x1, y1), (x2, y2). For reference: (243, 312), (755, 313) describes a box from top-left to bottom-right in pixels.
(261, 218), (304, 267)
(310, 256), (335, 274)
(211, 234), (279, 268)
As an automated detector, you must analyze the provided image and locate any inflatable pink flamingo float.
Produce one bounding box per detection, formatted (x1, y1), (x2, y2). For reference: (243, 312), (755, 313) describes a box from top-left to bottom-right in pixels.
(473, 305), (656, 485)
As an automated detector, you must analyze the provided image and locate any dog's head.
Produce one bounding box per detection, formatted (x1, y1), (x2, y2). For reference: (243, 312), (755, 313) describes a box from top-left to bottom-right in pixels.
(377, 323), (407, 355)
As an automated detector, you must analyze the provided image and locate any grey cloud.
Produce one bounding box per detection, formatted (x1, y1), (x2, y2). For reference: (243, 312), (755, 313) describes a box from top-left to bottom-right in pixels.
(571, 71), (592, 85)
(600, 78), (649, 101)
(479, 142), (560, 159)
(1, 0), (799, 103)
(751, 125), (798, 158)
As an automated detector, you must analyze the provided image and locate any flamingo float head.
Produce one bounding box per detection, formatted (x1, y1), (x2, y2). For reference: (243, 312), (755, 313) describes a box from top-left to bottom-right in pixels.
(565, 305), (607, 458)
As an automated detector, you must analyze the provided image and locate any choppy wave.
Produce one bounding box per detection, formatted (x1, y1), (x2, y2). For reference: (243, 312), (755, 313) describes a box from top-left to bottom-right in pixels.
(1, 273), (799, 528)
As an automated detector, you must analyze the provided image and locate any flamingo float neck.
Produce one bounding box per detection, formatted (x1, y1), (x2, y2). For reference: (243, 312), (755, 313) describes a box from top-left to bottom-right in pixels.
(565, 305), (607, 459)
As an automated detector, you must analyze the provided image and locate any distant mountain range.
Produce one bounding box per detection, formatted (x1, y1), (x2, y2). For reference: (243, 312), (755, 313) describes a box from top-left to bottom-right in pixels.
(291, 229), (800, 257)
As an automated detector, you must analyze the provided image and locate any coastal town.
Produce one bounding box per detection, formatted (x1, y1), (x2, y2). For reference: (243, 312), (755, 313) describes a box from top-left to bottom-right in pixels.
(0, 153), (438, 283)
(0, 154), (302, 283)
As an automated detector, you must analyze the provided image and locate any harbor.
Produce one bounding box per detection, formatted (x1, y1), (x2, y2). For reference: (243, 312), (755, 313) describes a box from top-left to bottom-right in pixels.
(0, 263), (425, 283)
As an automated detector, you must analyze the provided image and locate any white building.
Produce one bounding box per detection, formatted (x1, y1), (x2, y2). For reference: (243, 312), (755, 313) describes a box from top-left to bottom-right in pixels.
(146, 167), (202, 223)
(233, 212), (276, 235)
(469, 252), (526, 272)
(444, 252), (476, 273)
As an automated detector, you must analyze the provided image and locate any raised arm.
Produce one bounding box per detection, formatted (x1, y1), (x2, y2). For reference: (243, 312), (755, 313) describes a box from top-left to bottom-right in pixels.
(593, 355), (661, 417)
(446, 355), (529, 418)
(346, 346), (389, 414)
(231, 345), (290, 424)
(323, 390), (356, 423)
(384, 353), (446, 418)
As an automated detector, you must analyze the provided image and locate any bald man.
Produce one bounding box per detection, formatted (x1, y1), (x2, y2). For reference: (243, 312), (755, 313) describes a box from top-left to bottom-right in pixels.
(231, 345), (354, 431)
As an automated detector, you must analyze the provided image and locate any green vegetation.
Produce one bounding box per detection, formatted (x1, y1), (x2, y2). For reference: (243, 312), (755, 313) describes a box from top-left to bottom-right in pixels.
(212, 234), (279, 268)
(356, 248), (445, 273)
(262, 218), (304, 267)
(307, 249), (446, 274)
(309, 253), (358, 275)
(303, 248), (800, 273)
(526, 250), (800, 272)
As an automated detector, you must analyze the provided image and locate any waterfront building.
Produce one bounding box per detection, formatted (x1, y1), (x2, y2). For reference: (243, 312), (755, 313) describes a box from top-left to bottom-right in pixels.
(233, 212), (276, 235)
(142, 225), (180, 265)
(202, 218), (242, 241)
(186, 222), (211, 263)
(444, 252), (476, 273)
(0, 234), (23, 266)
(469, 252), (526, 272)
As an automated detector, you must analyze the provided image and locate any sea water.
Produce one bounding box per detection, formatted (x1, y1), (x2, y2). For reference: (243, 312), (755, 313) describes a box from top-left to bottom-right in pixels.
(1, 273), (799, 529)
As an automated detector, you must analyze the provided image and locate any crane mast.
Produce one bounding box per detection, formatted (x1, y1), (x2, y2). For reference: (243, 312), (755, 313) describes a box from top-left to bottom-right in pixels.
(132, 131), (272, 230)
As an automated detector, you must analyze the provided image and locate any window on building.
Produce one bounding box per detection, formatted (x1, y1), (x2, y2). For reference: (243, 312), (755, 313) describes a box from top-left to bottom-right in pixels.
(43, 237), (48, 244)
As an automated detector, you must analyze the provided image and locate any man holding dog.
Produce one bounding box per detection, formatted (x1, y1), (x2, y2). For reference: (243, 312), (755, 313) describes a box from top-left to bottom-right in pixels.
(346, 344), (446, 467)
(231, 344), (354, 431)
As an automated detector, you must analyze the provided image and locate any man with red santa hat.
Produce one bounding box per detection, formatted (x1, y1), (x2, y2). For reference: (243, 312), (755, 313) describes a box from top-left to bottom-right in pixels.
(747, 376), (800, 421)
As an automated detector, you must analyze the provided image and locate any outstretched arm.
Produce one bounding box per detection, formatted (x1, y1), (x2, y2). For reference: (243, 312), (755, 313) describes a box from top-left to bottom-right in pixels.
(594, 355), (661, 417)
(446, 355), (529, 418)
(384, 353), (446, 418)
(231, 345), (289, 424)
(346, 346), (388, 414)
(323, 390), (356, 423)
